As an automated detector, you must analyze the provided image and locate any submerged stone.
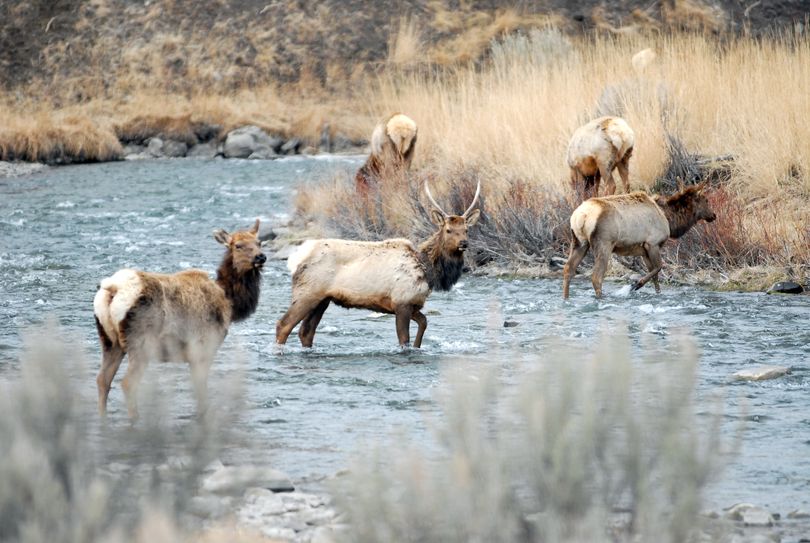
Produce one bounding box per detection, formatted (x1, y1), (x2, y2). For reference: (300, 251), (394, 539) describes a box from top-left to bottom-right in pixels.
(202, 465), (294, 495)
(767, 281), (804, 294)
(732, 366), (790, 382)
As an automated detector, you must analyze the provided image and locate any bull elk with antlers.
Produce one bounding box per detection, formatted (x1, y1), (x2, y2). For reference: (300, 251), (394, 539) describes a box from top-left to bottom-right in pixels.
(93, 220), (266, 419)
(277, 181), (481, 348)
(563, 184), (717, 299)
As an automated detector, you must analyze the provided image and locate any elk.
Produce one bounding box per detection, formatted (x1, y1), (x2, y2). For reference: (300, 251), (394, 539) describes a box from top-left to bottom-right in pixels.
(567, 116), (634, 200)
(93, 219), (266, 419)
(562, 184), (716, 299)
(277, 181), (481, 348)
(355, 113), (418, 195)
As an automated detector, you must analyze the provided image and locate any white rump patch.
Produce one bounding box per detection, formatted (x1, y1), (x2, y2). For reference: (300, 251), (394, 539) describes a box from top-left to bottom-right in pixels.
(386, 114), (417, 155)
(287, 240), (317, 275)
(94, 269), (142, 343)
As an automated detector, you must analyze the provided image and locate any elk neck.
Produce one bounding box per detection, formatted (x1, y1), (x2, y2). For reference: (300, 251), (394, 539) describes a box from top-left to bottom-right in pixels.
(215, 252), (262, 322)
(657, 195), (701, 239)
(417, 232), (465, 292)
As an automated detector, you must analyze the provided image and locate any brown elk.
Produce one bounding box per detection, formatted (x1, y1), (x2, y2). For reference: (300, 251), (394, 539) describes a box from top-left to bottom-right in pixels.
(355, 113), (418, 195)
(277, 181), (481, 348)
(562, 184), (716, 299)
(93, 220), (266, 419)
(567, 116), (634, 200)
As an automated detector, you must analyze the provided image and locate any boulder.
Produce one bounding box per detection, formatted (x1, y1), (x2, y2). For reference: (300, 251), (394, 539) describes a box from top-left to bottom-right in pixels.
(257, 224), (276, 242)
(742, 507), (775, 527)
(503, 320), (519, 328)
(146, 137), (164, 157)
(247, 147), (278, 160)
(280, 137), (302, 155)
(223, 125), (279, 159)
(201, 465), (294, 495)
(732, 366), (790, 382)
(187, 142), (218, 159)
(767, 281), (804, 294)
(162, 139), (188, 158)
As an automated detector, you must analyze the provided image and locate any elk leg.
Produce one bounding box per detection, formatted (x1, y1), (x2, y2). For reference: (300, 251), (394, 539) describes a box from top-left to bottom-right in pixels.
(590, 243), (612, 298)
(600, 160), (617, 196)
(563, 232), (590, 300)
(633, 244), (663, 292)
(617, 148), (632, 193)
(120, 350), (148, 421)
(395, 305), (412, 347)
(276, 297), (322, 345)
(298, 298), (330, 348)
(641, 250), (661, 293)
(190, 358), (212, 417)
(96, 344), (125, 416)
(411, 310), (427, 348)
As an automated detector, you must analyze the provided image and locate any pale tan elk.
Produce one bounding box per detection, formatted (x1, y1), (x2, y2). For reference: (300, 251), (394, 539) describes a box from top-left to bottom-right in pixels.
(93, 220), (266, 419)
(277, 181), (481, 348)
(355, 113), (418, 195)
(562, 185), (716, 299)
(567, 116), (634, 200)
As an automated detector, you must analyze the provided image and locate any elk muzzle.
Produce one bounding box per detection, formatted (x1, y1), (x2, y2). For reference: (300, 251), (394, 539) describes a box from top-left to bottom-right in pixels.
(254, 253), (267, 268)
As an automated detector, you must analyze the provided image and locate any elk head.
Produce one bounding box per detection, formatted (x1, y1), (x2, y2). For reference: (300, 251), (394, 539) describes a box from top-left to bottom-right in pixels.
(424, 180), (481, 255)
(213, 219), (267, 272)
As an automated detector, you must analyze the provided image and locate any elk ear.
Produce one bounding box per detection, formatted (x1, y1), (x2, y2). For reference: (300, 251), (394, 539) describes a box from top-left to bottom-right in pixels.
(465, 208), (481, 226)
(213, 229), (232, 246)
(250, 218), (260, 234)
(429, 209), (446, 226)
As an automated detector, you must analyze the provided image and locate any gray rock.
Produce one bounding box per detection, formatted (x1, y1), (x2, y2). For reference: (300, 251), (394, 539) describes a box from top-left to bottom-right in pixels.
(248, 147), (278, 160)
(732, 366), (790, 382)
(280, 137), (302, 155)
(187, 142), (218, 158)
(725, 503), (760, 520)
(767, 281), (804, 294)
(162, 140), (188, 158)
(242, 487), (286, 515)
(146, 137), (164, 157)
(258, 224), (276, 242)
(331, 133), (364, 152)
(201, 465), (294, 495)
(224, 125), (278, 159)
(122, 143), (147, 156)
(503, 320), (519, 328)
(742, 507), (775, 527)
(0, 161), (48, 178)
(188, 494), (234, 519)
(788, 509), (810, 519)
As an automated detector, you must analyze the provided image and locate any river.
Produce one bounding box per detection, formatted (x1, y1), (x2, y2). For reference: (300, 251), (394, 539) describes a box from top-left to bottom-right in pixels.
(0, 157), (807, 519)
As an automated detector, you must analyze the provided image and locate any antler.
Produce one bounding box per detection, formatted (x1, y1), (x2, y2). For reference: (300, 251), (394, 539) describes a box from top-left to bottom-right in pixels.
(462, 180), (481, 218)
(424, 180), (449, 218)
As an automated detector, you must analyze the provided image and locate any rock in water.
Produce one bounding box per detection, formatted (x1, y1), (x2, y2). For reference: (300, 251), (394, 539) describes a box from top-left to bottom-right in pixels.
(742, 507), (775, 527)
(767, 281), (804, 294)
(732, 366), (790, 382)
(223, 125), (279, 159)
(201, 465), (294, 495)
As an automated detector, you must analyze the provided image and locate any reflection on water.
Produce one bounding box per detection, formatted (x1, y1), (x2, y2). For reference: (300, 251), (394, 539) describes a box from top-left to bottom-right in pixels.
(0, 158), (808, 512)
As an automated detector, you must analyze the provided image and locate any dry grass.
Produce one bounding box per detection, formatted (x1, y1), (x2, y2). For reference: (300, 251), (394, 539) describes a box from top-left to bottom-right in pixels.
(311, 28), (808, 274)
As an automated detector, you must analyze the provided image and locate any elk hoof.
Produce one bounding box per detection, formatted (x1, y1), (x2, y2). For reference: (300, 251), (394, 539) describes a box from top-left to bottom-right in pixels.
(631, 281), (643, 291)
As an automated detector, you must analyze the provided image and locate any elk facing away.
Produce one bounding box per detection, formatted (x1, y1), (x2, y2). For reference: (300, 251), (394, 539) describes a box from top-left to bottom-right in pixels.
(93, 220), (266, 419)
(562, 185), (716, 299)
(567, 116), (634, 200)
(355, 113), (418, 195)
(277, 181), (481, 348)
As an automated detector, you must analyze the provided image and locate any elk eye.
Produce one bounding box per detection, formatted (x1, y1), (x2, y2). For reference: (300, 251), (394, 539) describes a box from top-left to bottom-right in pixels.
(235, 243), (244, 249)
(446, 229), (451, 233)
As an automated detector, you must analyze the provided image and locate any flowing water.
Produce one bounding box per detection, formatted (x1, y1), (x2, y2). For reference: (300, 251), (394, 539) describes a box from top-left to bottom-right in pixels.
(0, 158), (808, 517)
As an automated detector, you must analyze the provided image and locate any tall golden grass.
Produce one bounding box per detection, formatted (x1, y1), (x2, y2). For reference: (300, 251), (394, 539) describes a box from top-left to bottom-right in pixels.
(298, 28), (809, 275)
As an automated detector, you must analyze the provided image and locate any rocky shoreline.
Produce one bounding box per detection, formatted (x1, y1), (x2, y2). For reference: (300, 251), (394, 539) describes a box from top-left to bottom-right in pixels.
(0, 123), (367, 176)
(189, 459), (810, 542)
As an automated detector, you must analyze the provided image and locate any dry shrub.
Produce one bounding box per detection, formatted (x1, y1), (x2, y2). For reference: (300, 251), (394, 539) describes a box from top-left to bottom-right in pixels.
(115, 114), (220, 145)
(338, 332), (734, 542)
(0, 323), (244, 542)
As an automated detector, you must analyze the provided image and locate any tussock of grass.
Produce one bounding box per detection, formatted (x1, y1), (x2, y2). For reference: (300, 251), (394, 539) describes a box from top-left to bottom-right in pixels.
(338, 332), (734, 542)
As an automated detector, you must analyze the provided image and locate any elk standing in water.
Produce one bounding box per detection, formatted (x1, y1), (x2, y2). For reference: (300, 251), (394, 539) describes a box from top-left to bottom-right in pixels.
(93, 220), (266, 419)
(562, 184), (716, 299)
(355, 113), (418, 195)
(277, 181), (481, 348)
(567, 116), (634, 200)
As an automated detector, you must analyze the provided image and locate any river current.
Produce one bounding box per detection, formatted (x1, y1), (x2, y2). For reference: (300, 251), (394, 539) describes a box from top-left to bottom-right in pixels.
(0, 158), (807, 515)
